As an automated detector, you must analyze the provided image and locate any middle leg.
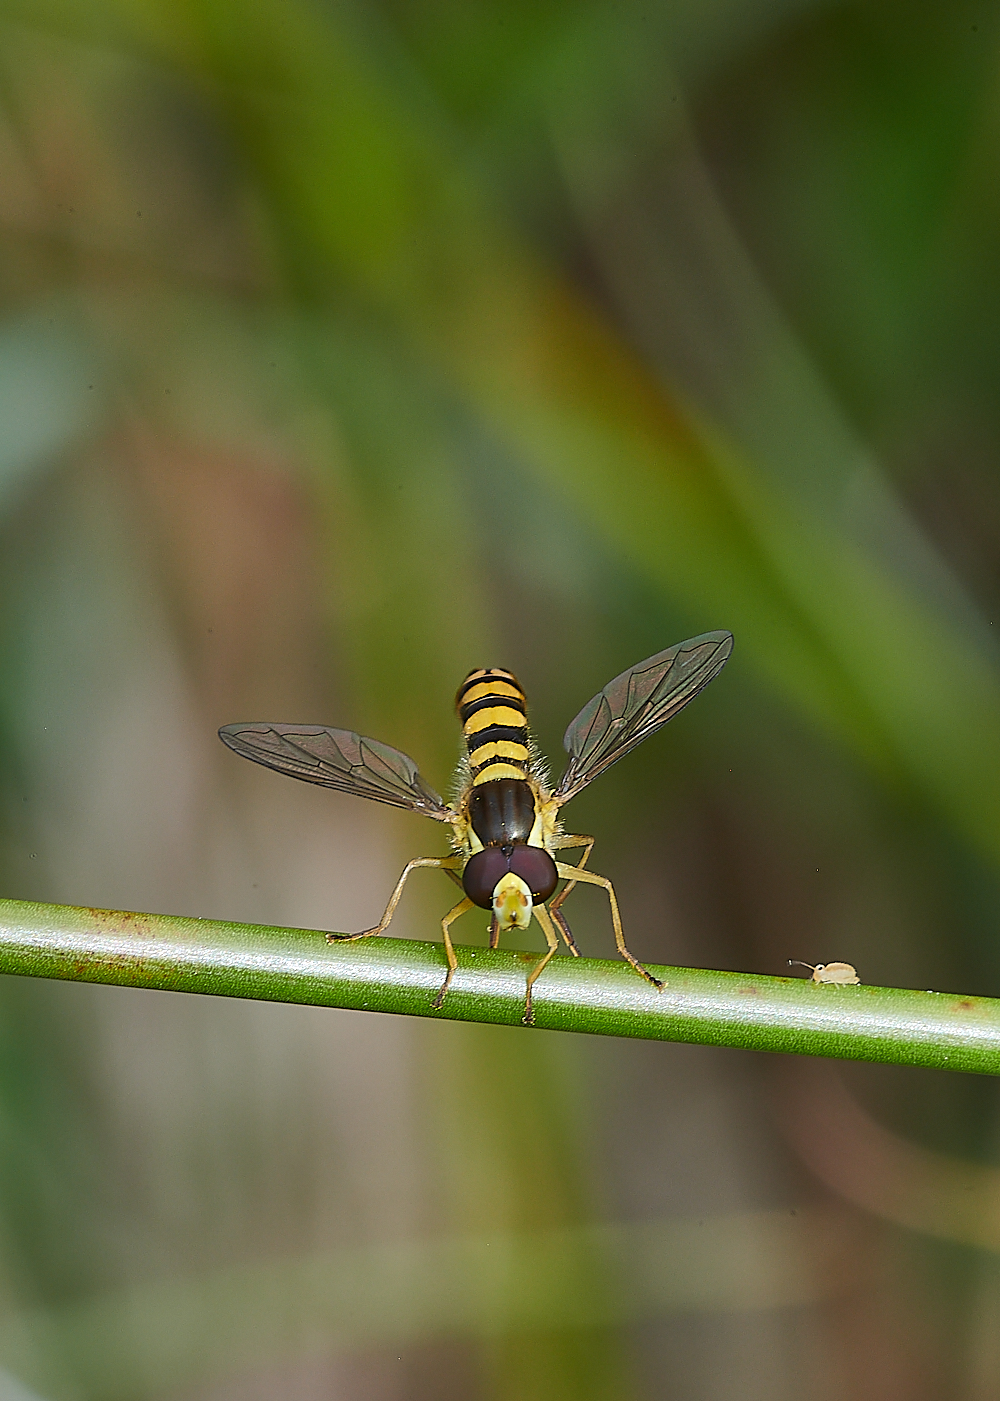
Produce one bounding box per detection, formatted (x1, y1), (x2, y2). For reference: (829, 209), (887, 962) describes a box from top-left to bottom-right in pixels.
(328, 855), (462, 944)
(553, 862), (664, 991)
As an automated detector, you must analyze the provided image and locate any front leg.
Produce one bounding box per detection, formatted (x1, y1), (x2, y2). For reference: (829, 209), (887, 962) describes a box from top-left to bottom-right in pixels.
(523, 903), (560, 1027)
(553, 861), (664, 991)
(327, 855), (462, 944)
(432, 896), (474, 1009)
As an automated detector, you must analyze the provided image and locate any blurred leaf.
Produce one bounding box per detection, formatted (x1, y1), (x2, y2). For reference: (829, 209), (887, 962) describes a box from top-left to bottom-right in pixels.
(0, 1205), (856, 1399)
(93, 0), (1000, 865)
(0, 310), (98, 515)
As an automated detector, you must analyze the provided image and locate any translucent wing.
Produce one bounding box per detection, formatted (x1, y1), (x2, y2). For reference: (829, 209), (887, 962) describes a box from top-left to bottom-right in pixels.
(218, 723), (452, 821)
(553, 631), (733, 804)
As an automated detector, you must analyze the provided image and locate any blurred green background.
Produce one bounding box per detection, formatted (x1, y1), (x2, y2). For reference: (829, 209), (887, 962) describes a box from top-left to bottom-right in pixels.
(0, 0), (997, 1396)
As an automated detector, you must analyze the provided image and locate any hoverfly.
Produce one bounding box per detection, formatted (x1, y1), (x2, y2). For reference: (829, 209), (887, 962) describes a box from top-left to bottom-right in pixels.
(219, 631), (733, 1024)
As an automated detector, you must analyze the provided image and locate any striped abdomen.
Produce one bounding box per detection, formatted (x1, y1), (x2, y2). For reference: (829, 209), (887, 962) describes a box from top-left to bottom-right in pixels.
(456, 668), (529, 786)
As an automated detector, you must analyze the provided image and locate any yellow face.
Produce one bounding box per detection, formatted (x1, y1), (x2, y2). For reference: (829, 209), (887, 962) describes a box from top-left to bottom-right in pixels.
(492, 871), (532, 931)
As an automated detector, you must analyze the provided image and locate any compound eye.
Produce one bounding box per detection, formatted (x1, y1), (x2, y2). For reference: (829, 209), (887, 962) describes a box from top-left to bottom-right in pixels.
(462, 847), (509, 909)
(508, 845), (558, 902)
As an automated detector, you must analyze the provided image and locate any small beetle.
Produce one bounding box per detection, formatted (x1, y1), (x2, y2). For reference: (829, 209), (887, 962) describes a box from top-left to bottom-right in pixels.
(788, 959), (860, 985)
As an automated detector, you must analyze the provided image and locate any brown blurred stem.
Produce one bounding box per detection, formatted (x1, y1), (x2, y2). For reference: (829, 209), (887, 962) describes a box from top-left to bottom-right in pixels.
(0, 898), (996, 1074)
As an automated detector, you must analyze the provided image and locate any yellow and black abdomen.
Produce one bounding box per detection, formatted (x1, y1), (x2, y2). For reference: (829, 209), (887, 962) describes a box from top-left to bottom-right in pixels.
(456, 668), (530, 785)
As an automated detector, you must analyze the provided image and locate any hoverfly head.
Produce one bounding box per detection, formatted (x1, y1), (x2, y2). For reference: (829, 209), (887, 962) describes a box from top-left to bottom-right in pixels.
(491, 871), (533, 931)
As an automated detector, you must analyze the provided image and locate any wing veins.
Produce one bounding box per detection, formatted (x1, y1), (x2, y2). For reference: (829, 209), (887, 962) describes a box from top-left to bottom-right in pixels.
(218, 723), (451, 820)
(553, 632), (732, 804)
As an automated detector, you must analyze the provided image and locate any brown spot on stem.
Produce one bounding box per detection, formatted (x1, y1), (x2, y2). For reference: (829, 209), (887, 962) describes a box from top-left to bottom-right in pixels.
(86, 908), (154, 938)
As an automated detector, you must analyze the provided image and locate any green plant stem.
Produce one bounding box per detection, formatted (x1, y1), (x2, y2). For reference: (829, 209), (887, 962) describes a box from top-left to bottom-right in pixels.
(0, 897), (996, 1073)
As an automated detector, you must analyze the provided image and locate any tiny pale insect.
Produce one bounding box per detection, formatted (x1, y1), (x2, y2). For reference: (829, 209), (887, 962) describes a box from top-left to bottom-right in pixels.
(220, 632), (733, 1024)
(788, 960), (860, 985)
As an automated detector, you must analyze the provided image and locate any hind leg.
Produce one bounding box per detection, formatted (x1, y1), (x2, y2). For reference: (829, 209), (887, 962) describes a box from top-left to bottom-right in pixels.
(547, 833), (595, 955)
(553, 862), (664, 990)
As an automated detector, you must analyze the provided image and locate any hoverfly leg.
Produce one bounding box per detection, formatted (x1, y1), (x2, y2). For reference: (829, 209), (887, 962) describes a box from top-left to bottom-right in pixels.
(327, 855), (462, 944)
(523, 904), (560, 1027)
(488, 912), (500, 949)
(549, 906), (581, 956)
(432, 896), (474, 1010)
(547, 833), (594, 956)
(550, 831), (595, 862)
(553, 861), (664, 991)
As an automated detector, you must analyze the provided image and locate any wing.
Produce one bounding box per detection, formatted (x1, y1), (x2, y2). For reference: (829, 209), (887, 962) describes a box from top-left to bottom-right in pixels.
(218, 723), (452, 821)
(552, 631), (733, 804)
